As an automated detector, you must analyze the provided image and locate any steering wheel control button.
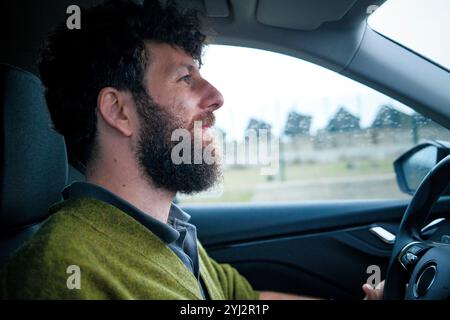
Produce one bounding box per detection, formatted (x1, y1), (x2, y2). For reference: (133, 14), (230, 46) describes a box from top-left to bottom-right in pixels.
(401, 252), (418, 270)
(414, 265), (437, 298)
(408, 244), (427, 255)
(405, 252), (418, 263)
(399, 242), (430, 271)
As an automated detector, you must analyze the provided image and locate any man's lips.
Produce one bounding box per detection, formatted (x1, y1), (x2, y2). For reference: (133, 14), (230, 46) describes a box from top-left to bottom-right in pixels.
(195, 112), (215, 130)
(201, 125), (214, 142)
(189, 113), (215, 140)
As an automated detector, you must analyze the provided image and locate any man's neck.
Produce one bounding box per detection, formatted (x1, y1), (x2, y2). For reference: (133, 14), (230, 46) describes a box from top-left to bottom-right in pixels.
(86, 168), (175, 224)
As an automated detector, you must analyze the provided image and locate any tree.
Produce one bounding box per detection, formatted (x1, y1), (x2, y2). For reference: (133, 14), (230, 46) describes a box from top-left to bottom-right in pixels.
(326, 107), (360, 133)
(283, 111), (312, 136)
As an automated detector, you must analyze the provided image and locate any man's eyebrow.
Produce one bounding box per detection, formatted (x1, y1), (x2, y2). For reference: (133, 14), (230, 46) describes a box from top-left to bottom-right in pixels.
(175, 63), (199, 73)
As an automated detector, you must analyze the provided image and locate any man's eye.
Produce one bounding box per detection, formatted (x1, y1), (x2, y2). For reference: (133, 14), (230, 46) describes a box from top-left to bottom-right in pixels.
(180, 75), (192, 84)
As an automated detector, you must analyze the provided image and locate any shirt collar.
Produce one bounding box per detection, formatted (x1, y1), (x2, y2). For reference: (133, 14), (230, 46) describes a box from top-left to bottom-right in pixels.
(62, 181), (189, 244)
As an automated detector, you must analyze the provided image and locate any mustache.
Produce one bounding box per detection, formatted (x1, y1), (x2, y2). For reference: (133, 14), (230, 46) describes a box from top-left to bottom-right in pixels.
(191, 112), (215, 129)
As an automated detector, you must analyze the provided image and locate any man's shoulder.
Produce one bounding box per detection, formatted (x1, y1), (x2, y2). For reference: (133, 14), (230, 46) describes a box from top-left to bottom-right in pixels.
(6, 197), (141, 266)
(4, 200), (100, 270)
(1, 197), (150, 299)
(22, 198), (103, 252)
(0, 201), (98, 299)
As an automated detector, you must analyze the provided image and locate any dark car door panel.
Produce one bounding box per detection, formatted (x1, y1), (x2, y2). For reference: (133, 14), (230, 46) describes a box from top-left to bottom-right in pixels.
(183, 198), (450, 299)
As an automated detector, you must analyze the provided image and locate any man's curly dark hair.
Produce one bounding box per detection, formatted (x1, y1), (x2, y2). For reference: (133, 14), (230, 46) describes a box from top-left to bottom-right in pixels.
(39, 0), (206, 168)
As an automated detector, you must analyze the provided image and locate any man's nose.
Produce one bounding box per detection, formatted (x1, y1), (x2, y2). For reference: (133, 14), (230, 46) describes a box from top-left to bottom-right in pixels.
(199, 80), (224, 112)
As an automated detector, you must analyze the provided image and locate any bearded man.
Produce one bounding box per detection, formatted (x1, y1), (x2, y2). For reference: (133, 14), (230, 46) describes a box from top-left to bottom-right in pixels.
(0, 0), (383, 300)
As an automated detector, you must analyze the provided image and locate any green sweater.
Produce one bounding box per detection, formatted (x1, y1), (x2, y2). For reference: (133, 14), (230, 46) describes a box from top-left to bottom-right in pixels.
(0, 198), (259, 300)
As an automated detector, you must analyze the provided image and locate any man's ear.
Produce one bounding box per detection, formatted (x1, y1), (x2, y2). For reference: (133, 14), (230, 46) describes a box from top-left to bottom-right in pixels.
(96, 87), (134, 137)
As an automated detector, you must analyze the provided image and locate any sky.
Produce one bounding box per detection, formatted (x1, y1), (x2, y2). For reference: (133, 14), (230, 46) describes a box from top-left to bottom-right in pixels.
(200, 44), (413, 142)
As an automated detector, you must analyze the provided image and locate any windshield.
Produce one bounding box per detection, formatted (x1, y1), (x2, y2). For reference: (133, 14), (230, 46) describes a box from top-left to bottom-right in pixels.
(368, 0), (450, 71)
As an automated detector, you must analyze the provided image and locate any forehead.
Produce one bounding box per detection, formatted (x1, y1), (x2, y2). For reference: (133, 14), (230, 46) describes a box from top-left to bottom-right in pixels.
(145, 42), (198, 75)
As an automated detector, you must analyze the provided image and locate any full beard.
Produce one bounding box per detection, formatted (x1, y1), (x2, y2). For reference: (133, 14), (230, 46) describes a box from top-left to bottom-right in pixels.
(134, 91), (221, 194)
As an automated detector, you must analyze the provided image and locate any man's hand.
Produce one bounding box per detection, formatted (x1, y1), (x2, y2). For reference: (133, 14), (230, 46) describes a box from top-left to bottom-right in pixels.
(258, 280), (386, 300)
(362, 280), (384, 300)
(259, 291), (320, 300)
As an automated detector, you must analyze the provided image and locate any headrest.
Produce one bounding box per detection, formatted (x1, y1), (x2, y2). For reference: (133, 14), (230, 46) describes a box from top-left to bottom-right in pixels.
(0, 64), (67, 232)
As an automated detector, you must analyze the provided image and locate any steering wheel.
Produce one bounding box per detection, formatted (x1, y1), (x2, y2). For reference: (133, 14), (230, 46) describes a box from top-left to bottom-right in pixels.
(384, 155), (450, 300)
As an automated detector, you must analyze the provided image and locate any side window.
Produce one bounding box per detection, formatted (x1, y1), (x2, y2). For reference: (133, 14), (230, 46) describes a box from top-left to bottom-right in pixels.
(178, 45), (450, 204)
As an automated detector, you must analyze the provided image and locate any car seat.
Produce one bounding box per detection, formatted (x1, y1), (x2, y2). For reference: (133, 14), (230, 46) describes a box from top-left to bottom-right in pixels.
(0, 63), (68, 267)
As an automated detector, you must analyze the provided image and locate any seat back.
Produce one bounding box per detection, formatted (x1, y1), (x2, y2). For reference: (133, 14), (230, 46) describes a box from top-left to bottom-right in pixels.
(0, 64), (68, 266)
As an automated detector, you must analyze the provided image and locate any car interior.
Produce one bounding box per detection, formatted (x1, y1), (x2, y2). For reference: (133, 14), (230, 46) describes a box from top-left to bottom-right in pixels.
(1, 0), (450, 300)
